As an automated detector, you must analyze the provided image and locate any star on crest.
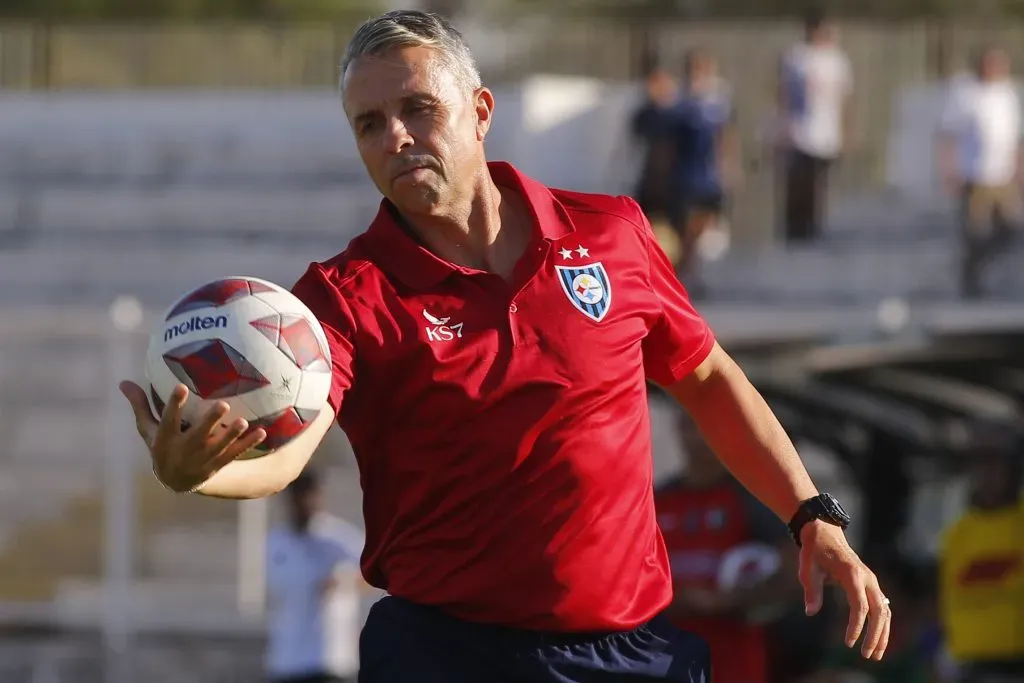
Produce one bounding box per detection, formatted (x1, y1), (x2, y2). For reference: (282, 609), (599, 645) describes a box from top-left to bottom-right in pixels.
(575, 245), (590, 258)
(558, 247), (574, 260)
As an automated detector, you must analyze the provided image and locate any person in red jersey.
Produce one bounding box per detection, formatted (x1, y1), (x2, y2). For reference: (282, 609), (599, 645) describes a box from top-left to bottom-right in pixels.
(119, 10), (892, 683)
(656, 412), (800, 683)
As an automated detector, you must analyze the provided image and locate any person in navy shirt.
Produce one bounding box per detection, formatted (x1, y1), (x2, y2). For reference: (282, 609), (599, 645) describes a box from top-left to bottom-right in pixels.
(630, 55), (681, 222)
(667, 49), (739, 291)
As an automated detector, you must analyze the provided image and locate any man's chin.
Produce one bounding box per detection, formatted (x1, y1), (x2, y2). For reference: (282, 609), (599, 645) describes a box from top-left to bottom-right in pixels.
(388, 185), (442, 214)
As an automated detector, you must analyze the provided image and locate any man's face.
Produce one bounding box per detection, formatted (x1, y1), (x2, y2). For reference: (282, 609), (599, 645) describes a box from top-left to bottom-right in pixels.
(646, 69), (677, 104)
(342, 46), (493, 214)
(293, 487), (323, 523)
(980, 49), (1010, 81)
(688, 55), (717, 87)
(811, 21), (837, 45)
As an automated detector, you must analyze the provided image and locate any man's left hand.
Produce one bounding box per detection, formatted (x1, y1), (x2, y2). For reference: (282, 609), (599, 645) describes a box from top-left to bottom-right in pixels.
(798, 521), (890, 661)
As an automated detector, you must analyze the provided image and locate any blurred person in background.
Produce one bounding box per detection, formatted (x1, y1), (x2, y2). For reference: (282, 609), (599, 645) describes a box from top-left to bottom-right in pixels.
(806, 559), (941, 683)
(629, 54), (683, 264)
(656, 411), (799, 683)
(937, 45), (1023, 299)
(664, 47), (740, 296)
(938, 425), (1024, 683)
(777, 8), (853, 243)
(266, 469), (365, 683)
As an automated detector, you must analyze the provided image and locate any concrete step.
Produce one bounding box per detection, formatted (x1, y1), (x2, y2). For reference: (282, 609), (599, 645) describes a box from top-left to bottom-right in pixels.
(702, 240), (1024, 300)
(3, 230), (1024, 310)
(144, 526), (238, 580)
(4, 186), (381, 239)
(0, 246), (321, 307)
(0, 91), (361, 184)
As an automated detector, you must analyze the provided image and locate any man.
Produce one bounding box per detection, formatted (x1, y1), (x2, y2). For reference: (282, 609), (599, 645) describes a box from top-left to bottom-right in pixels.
(629, 55), (683, 263)
(937, 46), (1024, 298)
(656, 412), (798, 683)
(265, 470), (365, 683)
(778, 8), (853, 242)
(119, 10), (891, 682)
(665, 48), (739, 290)
(939, 426), (1024, 683)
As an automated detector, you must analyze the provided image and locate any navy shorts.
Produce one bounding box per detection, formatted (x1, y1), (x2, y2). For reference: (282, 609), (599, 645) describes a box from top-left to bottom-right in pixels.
(358, 596), (710, 683)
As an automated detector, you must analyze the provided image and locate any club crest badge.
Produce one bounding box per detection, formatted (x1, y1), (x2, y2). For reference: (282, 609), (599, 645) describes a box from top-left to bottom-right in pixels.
(555, 262), (612, 323)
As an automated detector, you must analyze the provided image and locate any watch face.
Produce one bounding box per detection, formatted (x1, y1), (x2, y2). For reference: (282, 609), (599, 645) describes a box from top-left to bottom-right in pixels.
(821, 494), (851, 525)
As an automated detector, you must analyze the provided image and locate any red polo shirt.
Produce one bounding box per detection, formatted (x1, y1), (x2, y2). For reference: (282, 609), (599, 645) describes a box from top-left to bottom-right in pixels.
(291, 162), (715, 632)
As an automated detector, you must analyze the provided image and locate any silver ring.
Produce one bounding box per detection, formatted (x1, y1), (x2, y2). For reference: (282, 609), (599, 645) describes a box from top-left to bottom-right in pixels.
(882, 597), (891, 606)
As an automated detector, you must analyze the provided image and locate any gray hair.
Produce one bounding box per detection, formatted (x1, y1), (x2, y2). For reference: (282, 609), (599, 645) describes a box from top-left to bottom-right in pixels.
(340, 10), (482, 92)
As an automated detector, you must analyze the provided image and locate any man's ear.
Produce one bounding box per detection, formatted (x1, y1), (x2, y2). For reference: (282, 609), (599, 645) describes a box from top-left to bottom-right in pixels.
(474, 87), (495, 141)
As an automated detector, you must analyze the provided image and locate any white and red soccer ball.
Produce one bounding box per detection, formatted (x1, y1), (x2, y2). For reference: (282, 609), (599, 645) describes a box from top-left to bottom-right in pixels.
(145, 276), (332, 457)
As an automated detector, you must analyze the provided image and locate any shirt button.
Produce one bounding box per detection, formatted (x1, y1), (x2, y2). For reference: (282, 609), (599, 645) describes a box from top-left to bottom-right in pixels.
(509, 303), (518, 313)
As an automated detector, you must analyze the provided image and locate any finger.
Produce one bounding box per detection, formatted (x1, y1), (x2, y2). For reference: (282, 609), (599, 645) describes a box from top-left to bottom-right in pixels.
(120, 381), (159, 438)
(223, 427), (268, 461)
(207, 426), (267, 473)
(871, 602), (892, 661)
(189, 400), (231, 446)
(798, 545), (824, 616)
(154, 384), (189, 446)
(206, 416), (250, 458)
(843, 576), (870, 648)
(861, 584), (892, 659)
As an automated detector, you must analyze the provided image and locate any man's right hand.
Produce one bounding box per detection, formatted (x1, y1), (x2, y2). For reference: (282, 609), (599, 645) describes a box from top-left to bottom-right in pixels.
(119, 381), (267, 493)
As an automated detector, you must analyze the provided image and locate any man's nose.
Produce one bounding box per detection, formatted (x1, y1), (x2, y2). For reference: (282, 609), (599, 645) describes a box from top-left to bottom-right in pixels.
(383, 118), (414, 154)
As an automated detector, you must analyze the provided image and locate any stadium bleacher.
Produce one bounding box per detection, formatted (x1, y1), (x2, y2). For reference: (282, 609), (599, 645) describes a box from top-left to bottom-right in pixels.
(0, 87), (1021, 682)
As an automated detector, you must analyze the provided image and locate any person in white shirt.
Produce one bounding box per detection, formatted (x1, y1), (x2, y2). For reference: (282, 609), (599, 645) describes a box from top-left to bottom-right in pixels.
(778, 9), (853, 243)
(265, 469), (365, 683)
(937, 45), (1024, 298)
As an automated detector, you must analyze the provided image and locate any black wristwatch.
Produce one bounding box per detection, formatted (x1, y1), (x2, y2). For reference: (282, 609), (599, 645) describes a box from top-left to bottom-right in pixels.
(787, 493), (851, 547)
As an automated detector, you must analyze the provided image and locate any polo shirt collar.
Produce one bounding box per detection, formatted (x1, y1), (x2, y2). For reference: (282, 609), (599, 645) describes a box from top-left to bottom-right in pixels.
(362, 161), (576, 290)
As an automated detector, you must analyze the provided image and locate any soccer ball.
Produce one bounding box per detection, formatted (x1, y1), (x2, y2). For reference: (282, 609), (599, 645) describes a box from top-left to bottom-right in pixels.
(145, 276), (333, 457)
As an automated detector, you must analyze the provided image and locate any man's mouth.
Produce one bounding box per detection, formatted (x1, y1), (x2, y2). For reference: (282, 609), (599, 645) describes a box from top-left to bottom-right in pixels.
(393, 162), (434, 180)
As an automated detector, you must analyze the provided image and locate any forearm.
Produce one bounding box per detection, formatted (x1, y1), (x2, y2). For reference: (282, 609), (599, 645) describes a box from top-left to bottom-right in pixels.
(197, 451), (307, 499)
(198, 406), (334, 499)
(670, 348), (818, 522)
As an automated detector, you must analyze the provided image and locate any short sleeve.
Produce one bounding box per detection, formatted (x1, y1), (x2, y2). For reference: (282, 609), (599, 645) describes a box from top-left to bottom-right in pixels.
(291, 263), (357, 415)
(629, 199), (715, 385)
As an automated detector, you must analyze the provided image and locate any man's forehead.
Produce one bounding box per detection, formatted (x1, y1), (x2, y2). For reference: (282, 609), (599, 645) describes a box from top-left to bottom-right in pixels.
(343, 47), (452, 109)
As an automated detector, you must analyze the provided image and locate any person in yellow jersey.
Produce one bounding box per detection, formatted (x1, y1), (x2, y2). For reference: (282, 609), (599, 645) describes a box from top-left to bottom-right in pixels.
(939, 424), (1024, 683)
